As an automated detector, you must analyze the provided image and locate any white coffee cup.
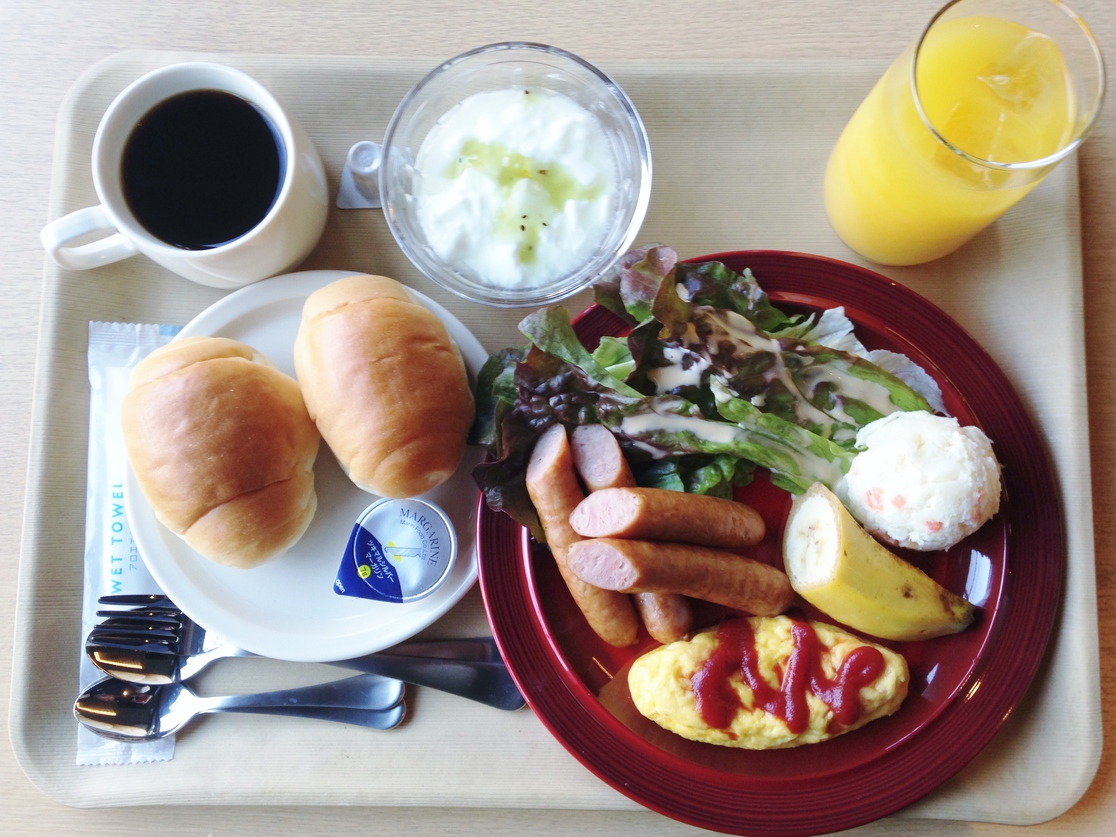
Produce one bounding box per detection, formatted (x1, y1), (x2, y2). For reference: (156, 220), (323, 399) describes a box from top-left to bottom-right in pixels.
(40, 63), (329, 289)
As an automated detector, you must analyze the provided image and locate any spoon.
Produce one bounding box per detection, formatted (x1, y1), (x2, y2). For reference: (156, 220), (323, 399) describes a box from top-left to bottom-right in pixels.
(74, 675), (406, 741)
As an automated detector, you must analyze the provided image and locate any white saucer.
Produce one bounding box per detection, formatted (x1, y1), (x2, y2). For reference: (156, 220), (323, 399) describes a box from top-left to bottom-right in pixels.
(124, 270), (488, 661)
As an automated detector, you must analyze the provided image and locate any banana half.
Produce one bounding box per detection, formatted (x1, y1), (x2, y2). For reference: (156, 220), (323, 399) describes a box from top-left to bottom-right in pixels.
(783, 483), (975, 642)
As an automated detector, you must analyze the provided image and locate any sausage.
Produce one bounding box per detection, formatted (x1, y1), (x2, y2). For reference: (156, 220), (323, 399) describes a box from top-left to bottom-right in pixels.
(525, 424), (639, 647)
(570, 424), (636, 492)
(569, 425), (692, 644)
(633, 592), (693, 645)
(565, 538), (796, 617)
(569, 487), (765, 549)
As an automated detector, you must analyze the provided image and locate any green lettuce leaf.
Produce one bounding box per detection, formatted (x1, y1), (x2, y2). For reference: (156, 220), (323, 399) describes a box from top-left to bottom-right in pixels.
(518, 307), (641, 397)
(469, 347), (526, 448)
(595, 386), (852, 495)
(630, 454), (755, 498)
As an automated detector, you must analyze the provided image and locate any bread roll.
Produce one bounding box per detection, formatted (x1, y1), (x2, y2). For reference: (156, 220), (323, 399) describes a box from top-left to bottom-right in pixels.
(121, 336), (321, 568)
(293, 274), (474, 498)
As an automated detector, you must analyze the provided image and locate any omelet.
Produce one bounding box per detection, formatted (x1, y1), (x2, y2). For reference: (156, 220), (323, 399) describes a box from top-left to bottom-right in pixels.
(627, 615), (908, 749)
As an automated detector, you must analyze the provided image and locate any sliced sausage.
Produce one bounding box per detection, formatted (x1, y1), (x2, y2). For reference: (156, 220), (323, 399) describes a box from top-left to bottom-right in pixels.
(570, 424), (636, 492)
(566, 538), (795, 617)
(633, 591), (693, 644)
(569, 487), (765, 548)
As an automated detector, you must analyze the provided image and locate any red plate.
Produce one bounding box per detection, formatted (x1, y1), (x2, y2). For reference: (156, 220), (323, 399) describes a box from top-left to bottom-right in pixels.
(476, 251), (1063, 836)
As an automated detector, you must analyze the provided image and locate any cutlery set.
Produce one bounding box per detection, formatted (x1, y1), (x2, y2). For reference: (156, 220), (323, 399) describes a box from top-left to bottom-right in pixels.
(77, 594), (525, 740)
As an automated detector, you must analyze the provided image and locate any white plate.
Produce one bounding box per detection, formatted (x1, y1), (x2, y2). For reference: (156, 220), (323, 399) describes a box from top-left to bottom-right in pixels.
(124, 270), (489, 661)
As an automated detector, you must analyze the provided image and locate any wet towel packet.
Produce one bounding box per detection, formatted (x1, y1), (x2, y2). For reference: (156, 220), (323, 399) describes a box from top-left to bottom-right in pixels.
(78, 322), (180, 766)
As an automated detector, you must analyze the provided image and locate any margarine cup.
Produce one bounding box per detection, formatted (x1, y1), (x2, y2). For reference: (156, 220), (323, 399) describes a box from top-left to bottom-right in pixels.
(40, 63), (329, 288)
(824, 0), (1105, 266)
(380, 42), (652, 307)
(335, 498), (457, 604)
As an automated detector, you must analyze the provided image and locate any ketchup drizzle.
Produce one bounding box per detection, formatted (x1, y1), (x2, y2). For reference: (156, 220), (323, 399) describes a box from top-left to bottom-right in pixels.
(692, 618), (886, 735)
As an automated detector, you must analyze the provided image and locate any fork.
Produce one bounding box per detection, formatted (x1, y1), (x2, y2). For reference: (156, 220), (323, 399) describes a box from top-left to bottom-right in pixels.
(90, 594), (526, 711)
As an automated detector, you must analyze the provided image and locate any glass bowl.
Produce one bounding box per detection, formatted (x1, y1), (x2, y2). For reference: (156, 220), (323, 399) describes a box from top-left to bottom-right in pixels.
(379, 42), (652, 308)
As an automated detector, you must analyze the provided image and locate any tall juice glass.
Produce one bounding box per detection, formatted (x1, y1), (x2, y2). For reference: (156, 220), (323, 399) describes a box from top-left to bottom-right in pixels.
(824, 0), (1104, 266)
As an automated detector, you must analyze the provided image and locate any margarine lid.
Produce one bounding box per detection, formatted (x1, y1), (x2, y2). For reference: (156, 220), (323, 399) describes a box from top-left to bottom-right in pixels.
(334, 497), (457, 603)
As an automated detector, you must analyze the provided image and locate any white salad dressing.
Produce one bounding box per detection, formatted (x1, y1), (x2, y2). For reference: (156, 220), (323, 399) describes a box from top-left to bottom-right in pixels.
(688, 306), (841, 432)
(414, 87), (619, 290)
(662, 305), (905, 442)
(617, 392), (848, 492)
(620, 411), (742, 447)
(648, 345), (710, 392)
(794, 363), (902, 424)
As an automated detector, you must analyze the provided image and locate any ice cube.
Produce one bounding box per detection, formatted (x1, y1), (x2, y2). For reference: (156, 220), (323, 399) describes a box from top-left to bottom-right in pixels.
(977, 32), (1059, 111)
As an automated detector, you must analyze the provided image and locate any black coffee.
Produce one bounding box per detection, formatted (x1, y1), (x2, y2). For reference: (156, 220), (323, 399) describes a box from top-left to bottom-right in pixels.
(121, 89), (285, 250)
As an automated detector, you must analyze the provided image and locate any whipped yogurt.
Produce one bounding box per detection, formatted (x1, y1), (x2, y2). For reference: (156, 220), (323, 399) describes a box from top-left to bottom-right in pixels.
(414, 87), (619, 290)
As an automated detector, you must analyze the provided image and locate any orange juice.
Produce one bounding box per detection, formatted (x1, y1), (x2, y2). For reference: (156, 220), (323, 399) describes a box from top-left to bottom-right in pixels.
(824, 15), (1075, 265)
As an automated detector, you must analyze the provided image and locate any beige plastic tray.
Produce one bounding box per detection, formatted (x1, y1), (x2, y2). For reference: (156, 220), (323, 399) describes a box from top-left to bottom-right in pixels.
(11, 51), (1101, 826)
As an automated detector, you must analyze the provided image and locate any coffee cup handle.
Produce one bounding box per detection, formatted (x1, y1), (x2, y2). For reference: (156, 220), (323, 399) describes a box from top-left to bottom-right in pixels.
(40, 205), (140, 270)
